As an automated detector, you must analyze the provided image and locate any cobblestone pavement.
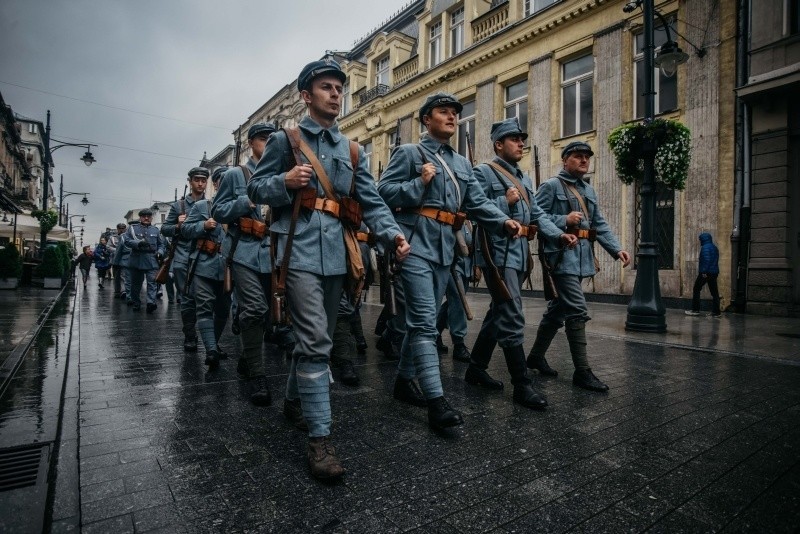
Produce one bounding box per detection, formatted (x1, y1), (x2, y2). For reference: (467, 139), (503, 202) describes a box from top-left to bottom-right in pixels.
(67, 280), (800, 533)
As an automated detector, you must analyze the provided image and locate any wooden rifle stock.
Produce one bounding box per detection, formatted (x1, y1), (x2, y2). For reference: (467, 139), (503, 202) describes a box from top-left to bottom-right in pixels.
(533, 145), (559, 301)
(478, 227), (512, 303)
(450, 263), (473, 320)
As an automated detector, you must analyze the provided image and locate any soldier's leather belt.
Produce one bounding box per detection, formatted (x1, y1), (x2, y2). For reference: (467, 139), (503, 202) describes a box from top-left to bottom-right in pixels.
(410, 207), (467, 231)
(196, 238), (221, 256)
(238, 217), (267, 239)
(356, 231), (369, 243)
(519, 224), (538, 240)
(298, 188), (364, 229)
(566, 228), (597, 241)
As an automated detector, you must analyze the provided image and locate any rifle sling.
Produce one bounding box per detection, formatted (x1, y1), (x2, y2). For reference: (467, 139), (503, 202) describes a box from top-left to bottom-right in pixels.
(487, 161), (530, 206)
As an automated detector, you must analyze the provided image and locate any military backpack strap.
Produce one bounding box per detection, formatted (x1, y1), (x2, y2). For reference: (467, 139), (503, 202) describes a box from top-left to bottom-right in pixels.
(487, 161), (530, 207)
(285, 127), (338, 201)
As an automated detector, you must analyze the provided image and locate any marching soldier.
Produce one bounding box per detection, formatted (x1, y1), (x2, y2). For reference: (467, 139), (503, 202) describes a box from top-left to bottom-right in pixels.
(528, 141), (631, 391)
(125, 208), (164, 312)
(248, 58), (409, 479)
(110, 222), (129, 299)
(377, 92), (523, 431)
(467, 118), (574, 409)
(162, 167), (209, 352)
(212, 122), (279, 406)
(180, 167), (230, 370)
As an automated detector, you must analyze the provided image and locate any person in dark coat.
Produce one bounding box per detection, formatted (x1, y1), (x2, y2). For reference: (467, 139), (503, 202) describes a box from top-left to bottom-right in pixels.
(93, 237), (112, 288)
(74, 246), (93, 287)
(686, 232), (721, 317)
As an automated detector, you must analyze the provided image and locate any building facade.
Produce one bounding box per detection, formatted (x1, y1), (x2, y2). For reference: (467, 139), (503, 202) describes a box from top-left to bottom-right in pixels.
(336, 0), (736, 306)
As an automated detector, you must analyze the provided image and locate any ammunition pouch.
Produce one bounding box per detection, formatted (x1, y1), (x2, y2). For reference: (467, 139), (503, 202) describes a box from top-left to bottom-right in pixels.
(239, 217), (267, 239)
(196, 238), (221, 256)
(520, 224), (538, 240)
(566, 227), (597, 241)
(410, 207), (467, 231)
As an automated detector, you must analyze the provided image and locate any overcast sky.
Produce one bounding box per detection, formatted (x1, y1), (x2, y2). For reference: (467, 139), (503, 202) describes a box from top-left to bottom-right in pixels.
(0, 0), (409, 244)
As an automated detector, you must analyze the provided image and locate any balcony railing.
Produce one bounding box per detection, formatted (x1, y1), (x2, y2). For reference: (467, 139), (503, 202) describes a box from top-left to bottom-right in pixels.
(393, 56), (419, 85)
(359, 84), (391, 107)
(472, 0), (510, 43)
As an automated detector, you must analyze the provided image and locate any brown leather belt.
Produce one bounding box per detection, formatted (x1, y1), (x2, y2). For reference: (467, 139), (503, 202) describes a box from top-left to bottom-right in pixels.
(566, 227), (597, 241)
(307, 197), (341, 219)
(356, 231), (369, 243)
(197, 238), (221, 256)
(519, 224), (538, 240)
(238, 217), (267, 239)
(409, 207), (467, 231)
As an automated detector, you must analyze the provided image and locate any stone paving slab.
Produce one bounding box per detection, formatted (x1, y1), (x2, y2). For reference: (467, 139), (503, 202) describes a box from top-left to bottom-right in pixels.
(67, 282), (800, 532)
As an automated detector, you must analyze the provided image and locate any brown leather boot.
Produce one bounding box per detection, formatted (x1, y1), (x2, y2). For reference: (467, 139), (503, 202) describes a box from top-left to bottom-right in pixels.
(307, 436), (346, 479)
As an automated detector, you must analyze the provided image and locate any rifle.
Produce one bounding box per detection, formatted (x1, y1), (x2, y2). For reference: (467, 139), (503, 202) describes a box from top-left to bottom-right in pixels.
(380, 249), (398, 317)
(184, 242), (199, 295)
(465, 128), (476, 166)
(155, 184), (187, 284)
(222, 165), (250, 293)
(450, 262), (473, 320)
(534, 145), (559, 301)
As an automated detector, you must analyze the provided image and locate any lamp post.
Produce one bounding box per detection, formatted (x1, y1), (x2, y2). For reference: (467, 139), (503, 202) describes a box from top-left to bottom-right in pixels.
(41, 110), (97, 253)
(623, 0), (688, 333)
(58, 174), (90, 227)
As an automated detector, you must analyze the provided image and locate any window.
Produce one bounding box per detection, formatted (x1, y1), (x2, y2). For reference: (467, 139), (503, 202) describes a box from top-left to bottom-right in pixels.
(450, 8), (464, 56)
(561, 54), (593, 137)
(505, 80), (528, 135)
(362, 140), (373, 173)
(634, 182), (675, 269)
(429, 21), (442, 68)
(633, 20), (678, 118)
(375, 56), (389, 87)
(456, 100), (476, 159)
(341, 80), (350, 117)
(524, 0), (558, 17)
(27, 123), (38, 134)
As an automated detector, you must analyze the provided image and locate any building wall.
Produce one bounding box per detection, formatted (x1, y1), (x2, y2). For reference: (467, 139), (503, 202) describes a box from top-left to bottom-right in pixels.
(337, 0), (736, 301)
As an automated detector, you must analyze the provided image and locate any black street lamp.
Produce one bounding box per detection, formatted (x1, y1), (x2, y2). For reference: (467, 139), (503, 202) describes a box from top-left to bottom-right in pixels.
(58, 174), (90, 227)
(41, 110), (97, 252)
(623, 0), (688, 333)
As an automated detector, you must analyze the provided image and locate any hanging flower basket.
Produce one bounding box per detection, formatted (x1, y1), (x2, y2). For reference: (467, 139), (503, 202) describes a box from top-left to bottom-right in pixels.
(607, 118), (691, 191)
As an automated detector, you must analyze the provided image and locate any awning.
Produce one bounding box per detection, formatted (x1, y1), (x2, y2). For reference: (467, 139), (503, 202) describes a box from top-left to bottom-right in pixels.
(0, 212), (74, 243)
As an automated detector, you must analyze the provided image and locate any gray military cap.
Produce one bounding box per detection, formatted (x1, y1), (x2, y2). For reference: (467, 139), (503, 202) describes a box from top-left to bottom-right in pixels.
(298, 58), (346, 91)
(418, 92), (463, 122)
(138, 208), (153, 217)
(187, 166), (210, 179)
(490, 117), (528, 144)
(561, 141), (594, 159)
(248, 122), (276, 140)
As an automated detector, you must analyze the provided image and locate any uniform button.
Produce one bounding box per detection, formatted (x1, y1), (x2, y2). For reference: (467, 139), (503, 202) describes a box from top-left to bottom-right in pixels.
(321, 155), (326, 160)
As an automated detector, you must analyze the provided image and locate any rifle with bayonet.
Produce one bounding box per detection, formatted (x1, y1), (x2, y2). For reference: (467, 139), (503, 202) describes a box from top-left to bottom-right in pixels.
(534, 145), (559, 301)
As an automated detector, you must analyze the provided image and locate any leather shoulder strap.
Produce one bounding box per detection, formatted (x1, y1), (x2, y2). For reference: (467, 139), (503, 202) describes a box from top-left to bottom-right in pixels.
(239, 164), (252, 183)
(559, 178), (591, 221)
(488, 161), (530, 206)
(284, 127), (337, 201)
(349, 141), (358, 195)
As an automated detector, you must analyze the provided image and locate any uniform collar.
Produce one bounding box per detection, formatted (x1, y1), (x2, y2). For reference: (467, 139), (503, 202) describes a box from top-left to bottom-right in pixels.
(420, 134), (453, 155)
(492, 156), (521, 177)
(558, 168), (583, 186)
(299, 115), (342, 143)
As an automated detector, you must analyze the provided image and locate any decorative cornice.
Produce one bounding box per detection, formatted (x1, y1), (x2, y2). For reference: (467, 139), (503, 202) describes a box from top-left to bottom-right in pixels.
(594, 20), (627, 38)
(529, 52), (553, 66)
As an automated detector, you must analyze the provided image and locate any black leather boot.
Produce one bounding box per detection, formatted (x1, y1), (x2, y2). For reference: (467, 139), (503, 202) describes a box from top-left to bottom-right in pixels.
(464, 365), (504, 390)
(337, 360), (360, 387)
(183, 335), (198, 352)
(526, 323), (559, 376)
(565, 321), (608, 392)
(504, 345), (547, 410)
(451, 340), (471, 363)
(377, 332), (400, 361)
(393, 376), (427, 407)
(308, 436), (346, 479)
(205, 349), (221, 370)
(248, 375), (272, 406)
(427, 396), (464, 430)
(436, 335), (448, 355)
(573, 368), (609, 392)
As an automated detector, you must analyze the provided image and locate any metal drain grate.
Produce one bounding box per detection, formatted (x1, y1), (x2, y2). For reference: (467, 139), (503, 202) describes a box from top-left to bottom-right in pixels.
(0, 444), (48, 492)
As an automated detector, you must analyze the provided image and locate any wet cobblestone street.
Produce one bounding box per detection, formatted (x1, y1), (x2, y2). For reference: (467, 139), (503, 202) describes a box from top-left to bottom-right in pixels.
(7, 278), (800, 532)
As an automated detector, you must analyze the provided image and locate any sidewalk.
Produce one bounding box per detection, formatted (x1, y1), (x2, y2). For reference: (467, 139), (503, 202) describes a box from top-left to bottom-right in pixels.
(54, 280), (800, 531)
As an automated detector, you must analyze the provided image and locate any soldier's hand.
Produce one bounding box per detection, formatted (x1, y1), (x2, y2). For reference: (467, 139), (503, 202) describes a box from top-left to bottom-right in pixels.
(506, 187), (520, 206)
(560, 233), (579, 248)
(420, 163), (436, 185)
(566, 211), (583, 226)
(617, 250), (631, 267)
(178, 214), (187, 224)
(504, 219), (523, 238)
(394, 235), (411, 262)
(285, 163), (313, 189)
(203, 218), (217, 231)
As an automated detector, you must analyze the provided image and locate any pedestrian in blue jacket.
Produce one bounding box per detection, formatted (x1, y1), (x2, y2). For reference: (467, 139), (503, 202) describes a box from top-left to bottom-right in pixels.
(686, 232), (721, 317)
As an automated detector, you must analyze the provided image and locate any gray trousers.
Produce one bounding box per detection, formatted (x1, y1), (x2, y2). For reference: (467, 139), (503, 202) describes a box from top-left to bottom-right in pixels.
(113, 265), (127, 295)
(437, 272), (469, 341)
(129, 268), (157, 305)
(231, 262), (269, 330)
(542, 274), (590, 327)
(173, 264), (196, 335)
(193, 274), (230, 353)
(477, 267), (526, 348)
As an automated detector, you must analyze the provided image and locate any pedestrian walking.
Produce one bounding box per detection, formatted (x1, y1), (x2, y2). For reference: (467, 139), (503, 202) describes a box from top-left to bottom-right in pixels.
(93, 237), (111, 288)
(74, 246), (93, 287)
(378, 92), (523, 431)
(685, 232), (721, 317)
(248, 58), (410, 479)
(527, 141), (631, 392)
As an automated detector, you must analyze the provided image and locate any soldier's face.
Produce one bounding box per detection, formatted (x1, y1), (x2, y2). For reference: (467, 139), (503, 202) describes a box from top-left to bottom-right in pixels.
(249, 134), (269, 161)
(302, 75), (342, 121)
(496, 135), (525, 163)
(117, 226), (125, 234)
(424, 106), (458, 140)
(139, 214), (152, 226)
(563, 152), (591, 176)
(189, 176), (208, 196)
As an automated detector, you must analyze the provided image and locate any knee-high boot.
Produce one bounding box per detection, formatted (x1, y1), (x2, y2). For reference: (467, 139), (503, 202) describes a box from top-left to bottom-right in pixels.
(504, 345), (547, 410)
(464, 333), (502, 389)
(526, 323), (560, 376)
(565, 320), (608, 392)
(241, 324), (270, 405)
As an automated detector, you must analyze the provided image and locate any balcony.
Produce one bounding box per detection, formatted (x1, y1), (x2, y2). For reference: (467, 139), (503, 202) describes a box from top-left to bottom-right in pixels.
(358, 84), (391, 107)
(472, 0), (509, 43)
(393, 56), (419, 85)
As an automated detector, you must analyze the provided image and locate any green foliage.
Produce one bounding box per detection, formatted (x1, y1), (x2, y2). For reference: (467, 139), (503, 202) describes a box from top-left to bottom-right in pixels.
(0, 245), (23, 279)
(56, 242), (72, 273)
(607, 118), (692, 191)
(31, 209), (59, 235)
(36, 246), (65, 278)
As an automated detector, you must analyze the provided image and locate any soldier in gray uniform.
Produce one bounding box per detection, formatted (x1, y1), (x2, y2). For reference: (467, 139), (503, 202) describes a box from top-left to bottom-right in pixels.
(110, 222), (129, 299)
(528, 141), (631, 391)
(467, 118), (575, 409)
(162, 167), (209, 352)
(212, 123), (277, 406)
(125, 208), (164, 312)
(378, 92), (523, 431)
(249, 58), (410, 479)
(180, 167), (230, 370)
